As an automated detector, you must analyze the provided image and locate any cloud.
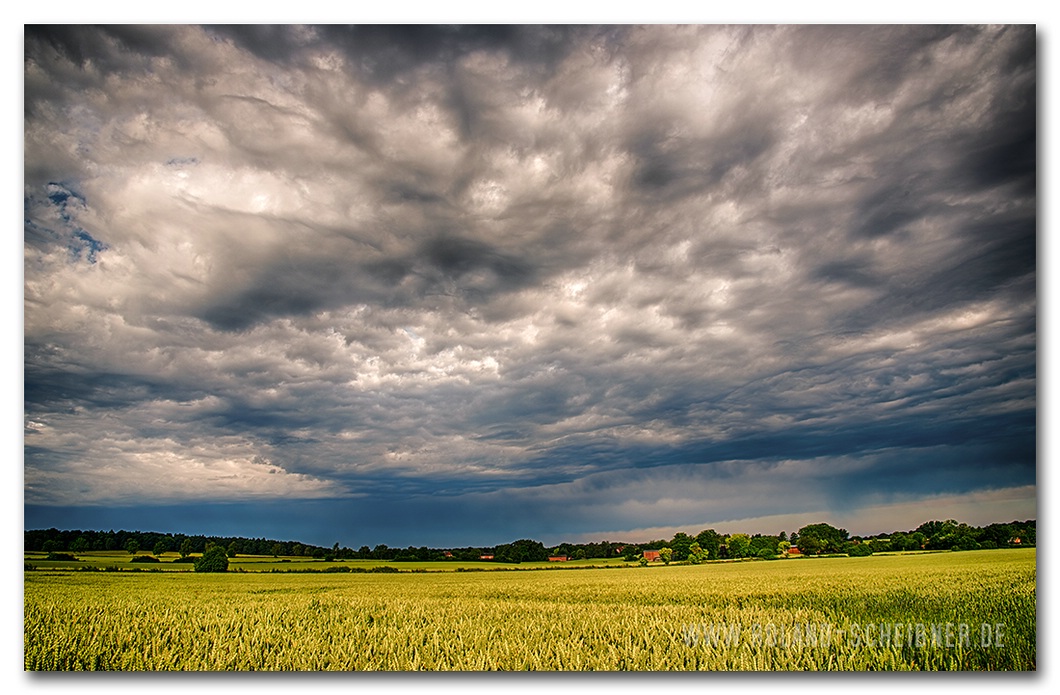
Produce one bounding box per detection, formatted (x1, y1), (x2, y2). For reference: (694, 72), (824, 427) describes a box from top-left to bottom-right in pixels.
(23, 25), (1035, 544)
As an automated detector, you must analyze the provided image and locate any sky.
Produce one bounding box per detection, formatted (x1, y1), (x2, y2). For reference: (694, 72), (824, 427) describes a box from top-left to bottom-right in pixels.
(22, 24), (1037, 549)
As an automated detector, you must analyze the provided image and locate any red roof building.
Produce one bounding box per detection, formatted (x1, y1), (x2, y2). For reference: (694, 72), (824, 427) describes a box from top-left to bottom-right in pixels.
(642, 550), (661, 562)
(548, 556), (568, 562)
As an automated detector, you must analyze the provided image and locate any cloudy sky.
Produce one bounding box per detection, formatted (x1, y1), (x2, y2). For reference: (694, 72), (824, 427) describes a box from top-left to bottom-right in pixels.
(23, 24), (1036, 548)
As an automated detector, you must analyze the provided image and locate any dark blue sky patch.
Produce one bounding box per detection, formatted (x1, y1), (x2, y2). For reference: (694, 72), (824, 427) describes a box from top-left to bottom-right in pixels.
(70, 230), (106, 263)
(46, 182), (85, 207)
(25, 183), (107, 263)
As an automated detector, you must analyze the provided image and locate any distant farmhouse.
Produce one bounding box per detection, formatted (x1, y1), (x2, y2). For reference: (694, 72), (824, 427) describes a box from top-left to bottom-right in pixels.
(642, 550), (661, 562)
(548, 555), (568, 562)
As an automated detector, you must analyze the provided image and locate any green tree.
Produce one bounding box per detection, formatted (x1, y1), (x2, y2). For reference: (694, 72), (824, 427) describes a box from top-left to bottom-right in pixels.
(70, 536), (90, 553)
(796, 523), (848, 554)
(152, 539), (169, 557)
(726, 534), (751, 558)
(659, 547), (673, 565)
(194, 545), (229, 573)
(124, 539), (140, 555)
(846, 542), (873, 557)
(688, 542), (708, 564)
(749, 535), (779, 556)
(916, 520), (951, 540)
(695, 529), (722, 560)
(496, 539), (549, 563)
(670, 533), (693, 561)
(179, 538), (194, 558)
(227, 541), (239, 558)
(795, 534), (821, 555)
(887, 532), (909, 551)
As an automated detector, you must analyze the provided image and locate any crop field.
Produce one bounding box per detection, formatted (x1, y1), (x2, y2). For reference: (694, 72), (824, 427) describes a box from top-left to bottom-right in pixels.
(24, 548), (1035, 671)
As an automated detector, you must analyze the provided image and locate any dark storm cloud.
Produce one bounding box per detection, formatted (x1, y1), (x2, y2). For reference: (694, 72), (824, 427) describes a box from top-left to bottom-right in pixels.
(24, 25), (1036, 543)
(196, 231), (542, 331)
(208, 25), (610, 86)
(25, 24), (181, 73)
(629, 126), (775, 200)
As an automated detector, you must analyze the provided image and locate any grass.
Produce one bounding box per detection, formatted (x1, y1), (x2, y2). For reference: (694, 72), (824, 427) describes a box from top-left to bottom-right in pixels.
(24, 548), (1035, 671)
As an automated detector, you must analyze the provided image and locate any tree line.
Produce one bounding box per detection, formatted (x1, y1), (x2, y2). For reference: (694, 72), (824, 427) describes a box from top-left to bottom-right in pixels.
(623, 519), (1035, 563)
(24, 529), (337, 560)
(24, 518), (1035, 564)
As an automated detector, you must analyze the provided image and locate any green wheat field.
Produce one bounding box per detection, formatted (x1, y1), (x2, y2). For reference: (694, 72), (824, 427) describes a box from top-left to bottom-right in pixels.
(24, 548), (1035, 671)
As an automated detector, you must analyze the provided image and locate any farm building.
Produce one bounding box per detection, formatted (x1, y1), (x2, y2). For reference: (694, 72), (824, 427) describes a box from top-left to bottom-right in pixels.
(548, 556), (568, 562)
(642, 550), (661, 562)
(479, 554), (494, 560)
(787, 547), (802, 556)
